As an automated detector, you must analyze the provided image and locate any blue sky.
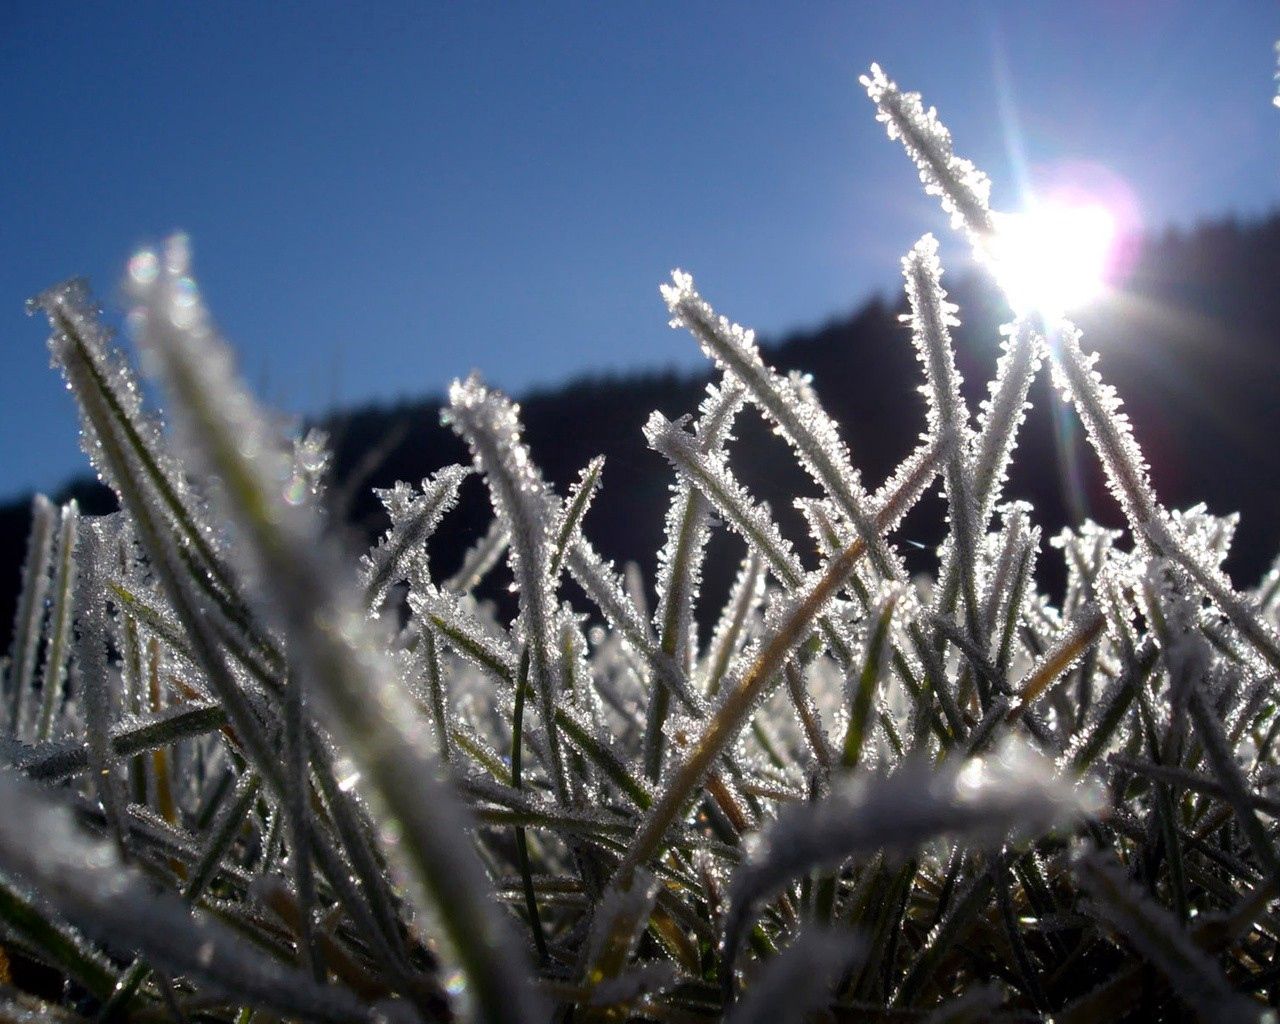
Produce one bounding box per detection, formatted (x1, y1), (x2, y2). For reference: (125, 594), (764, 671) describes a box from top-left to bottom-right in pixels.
(2, 2), (1276, 500)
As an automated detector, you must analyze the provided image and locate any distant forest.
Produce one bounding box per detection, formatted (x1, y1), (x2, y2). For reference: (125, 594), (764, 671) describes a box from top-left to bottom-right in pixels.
(4, 213), (1279, 645)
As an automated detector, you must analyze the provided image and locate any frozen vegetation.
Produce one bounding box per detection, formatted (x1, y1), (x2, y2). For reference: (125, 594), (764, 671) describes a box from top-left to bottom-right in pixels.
(3, 64), (1280, 1023)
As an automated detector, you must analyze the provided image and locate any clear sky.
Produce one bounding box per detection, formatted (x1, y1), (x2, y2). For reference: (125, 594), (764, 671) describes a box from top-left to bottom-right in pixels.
(2, 2), (1276, 500)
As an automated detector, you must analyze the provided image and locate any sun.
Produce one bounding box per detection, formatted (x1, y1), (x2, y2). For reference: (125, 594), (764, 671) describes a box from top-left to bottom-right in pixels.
(987, 199), (1119, 319)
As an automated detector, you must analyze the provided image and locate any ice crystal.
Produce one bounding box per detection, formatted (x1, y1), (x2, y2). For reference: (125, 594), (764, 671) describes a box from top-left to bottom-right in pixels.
(971, 320), (1040, 526)
(362, 464), (470, 608)
(1074, 847), (1267, 1022)
(723, 739), (1098, 973)
(5, 495), (55, 734)
(6, 49), (1280, 1024)
(861, 63), (994, 246)
(646, 410), (805, 590)
(661, 271), (898, 579)
(1049, 324), (1160, 538)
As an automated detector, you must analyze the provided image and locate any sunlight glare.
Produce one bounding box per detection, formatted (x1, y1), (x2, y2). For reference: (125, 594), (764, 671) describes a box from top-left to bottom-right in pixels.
(989, 200), (1118, 318)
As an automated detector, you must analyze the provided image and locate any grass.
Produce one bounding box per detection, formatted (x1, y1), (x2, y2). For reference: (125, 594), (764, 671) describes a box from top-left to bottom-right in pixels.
(1, 62), (1279, 1024)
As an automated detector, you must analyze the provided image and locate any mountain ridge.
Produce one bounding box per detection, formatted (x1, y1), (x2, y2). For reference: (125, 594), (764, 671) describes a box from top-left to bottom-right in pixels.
(4, 211), (1278, 644)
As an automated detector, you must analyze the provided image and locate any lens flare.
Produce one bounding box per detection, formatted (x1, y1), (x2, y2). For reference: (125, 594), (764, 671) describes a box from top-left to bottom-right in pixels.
(985, 162), (1140, 319)
(989, 200), (1117, 317)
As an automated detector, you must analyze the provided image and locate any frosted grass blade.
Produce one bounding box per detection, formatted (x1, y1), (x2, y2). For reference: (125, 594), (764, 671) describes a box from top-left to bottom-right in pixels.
(6, 495), (55, 736)
(1074, 847), (1265, 1023)
(842, 586), (901, 769)
(444, 518), (511, 595)
(71, 521), (128, 851)
(703, 552), (765, 698)
(362, 464), (470, 609)
(617, 444), (950, 879)
(128, 238), (547, 1024)
(99, 770), (262, 1019)
(662, 272), (902, 583)
(971, 321), (1039, 527)
(861, 64), (994, 246)
(445, 375), (571, 801)
(549, 456), (605, 581)
(0, 772), (385, 1024)
(647, 382), (744, 777)
(902, 238), (980, 636)
(33, 501), (78, 742)
(722, 740), (1097, 980)
(0, 871), (118, 1002)
(725, 928), (862, 1023)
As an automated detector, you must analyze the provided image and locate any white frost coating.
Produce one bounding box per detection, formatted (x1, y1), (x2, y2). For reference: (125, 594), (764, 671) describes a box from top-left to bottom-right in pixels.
(860, 64), (994, 247)
(0, 771), (391, 1024)
(361, 463), (470, 608)
(28, 278), (220, 565)
(583, 868), (659, 975)
(1074, 847), (1266, 1022)
(870, 60), (1280, 683)
(71, 517), (128, 848)
(1009, 603), (1106, 724)
(654, 380), (746, 677)
(1164, 503), (1238, 571)
(125, 237), (305, 601)
(557, 605), (594, 708)
(978, 503), (1038, 646)
(660, 270), (848, 487)
(550, 455), (605, 579)
(795, 496), (844, 560)
(564, 538), (705, 723)
(1165, 539), (1280, 677)
(1052, 520), (1125, 617)
(1091, 552), (1143, 656)
(901, 236), (972, 454)
(127, 238), (547, 1024)
(702, 552), (766, 698)
(726, 928), (863, 1023)
(11, 50), (1280, 1023)
(588, 963), (678, 1009)
(902, 236), (985, 639)
(868, 437), (946, 541)
(33, 502), (80, 744)
(971, 320), (1040, 527)
(443, 374), (570, 800)
(1049, 323), (1160, 539)
(566, 542), (653, 652)
(436, 388), (683, 723)
(653, 476), (704, 668)
(1257, 551), (1280, 617)
(661, 271), (899, 578)
(444, 518), (511, 595)
(442, 377), (550, 582)
(563, 538), (701, 717)
(6, 495), (56, 735)
(408, 583), (520, 682)
(645, 410), (805, 591)
(723, 739), (1100, 970)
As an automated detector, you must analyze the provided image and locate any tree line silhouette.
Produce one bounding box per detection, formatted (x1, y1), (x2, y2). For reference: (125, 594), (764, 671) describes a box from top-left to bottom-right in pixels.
(4, 213), (1278, 647)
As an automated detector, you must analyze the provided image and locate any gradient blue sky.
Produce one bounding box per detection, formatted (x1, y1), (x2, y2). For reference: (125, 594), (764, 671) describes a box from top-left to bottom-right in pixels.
(2, 2), (1276, 500)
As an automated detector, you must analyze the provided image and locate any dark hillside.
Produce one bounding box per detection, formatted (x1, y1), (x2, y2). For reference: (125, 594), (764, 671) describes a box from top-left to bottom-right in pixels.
(4, 213), (1278, 645)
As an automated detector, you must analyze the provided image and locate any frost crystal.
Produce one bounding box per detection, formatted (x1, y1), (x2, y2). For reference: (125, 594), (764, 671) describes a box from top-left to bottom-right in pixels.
(971, 319), (1040, 526)
(362, 463), (470, 608)
(661, 271), (898, 579)
(6, 495), (56, 734)
(1049, 323), (1159, 538)
(7, 50), (1280, 1024)
(861, 64), (994, 246)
